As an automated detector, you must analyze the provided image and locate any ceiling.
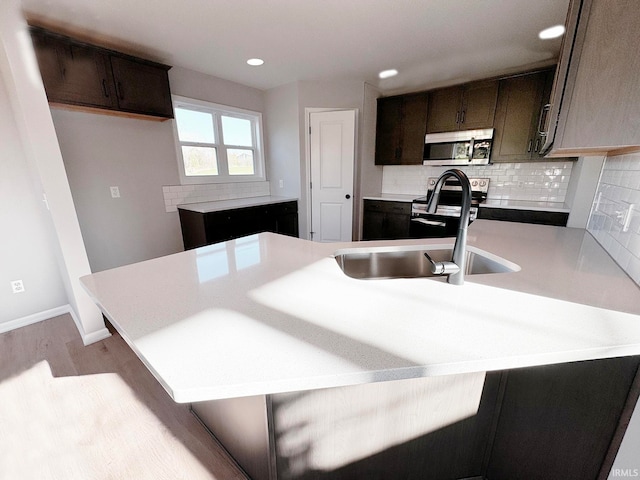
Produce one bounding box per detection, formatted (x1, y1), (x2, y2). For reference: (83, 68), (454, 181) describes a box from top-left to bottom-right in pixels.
(21, 0), (571, 95)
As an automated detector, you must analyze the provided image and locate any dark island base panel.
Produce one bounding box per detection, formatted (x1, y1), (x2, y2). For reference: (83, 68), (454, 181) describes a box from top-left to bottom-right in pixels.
(192, 356), (640, 480)
(478, 207), (569, 227)
(178, 200), (299, 250)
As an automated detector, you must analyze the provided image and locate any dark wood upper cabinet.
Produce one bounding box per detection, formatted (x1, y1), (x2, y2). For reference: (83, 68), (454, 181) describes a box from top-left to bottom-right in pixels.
(110, 56), (173, 117)
(426, 86), (461, 133)
(31, 29), (117, 109)
(549, 0), (640, 157)
(426, 80), (498, 133)
(491, 71), (548, 162)
(375, 93), (428, 165)
(30, 27), (173, 120)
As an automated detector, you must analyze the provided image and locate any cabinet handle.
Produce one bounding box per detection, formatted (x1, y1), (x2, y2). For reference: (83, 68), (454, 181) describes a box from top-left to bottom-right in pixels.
(102, 79), (109, 98)
(537, 103), (551, 136)
(527, 139), (533, 153)
(455, 111), (460, 124)
(116, 81), (125, 100)
(345, 194), (351, 199)
(460, 110), (466, 124)
(534, 138), (541, 152)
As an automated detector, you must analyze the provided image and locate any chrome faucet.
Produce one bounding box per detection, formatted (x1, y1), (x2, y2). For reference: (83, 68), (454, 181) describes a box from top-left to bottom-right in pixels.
(423, 169), (471, 285)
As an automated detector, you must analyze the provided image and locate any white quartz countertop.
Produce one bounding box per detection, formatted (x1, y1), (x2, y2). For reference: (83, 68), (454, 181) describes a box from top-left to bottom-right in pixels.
(81, 221), (640, 403)
(177, 195), (297, 213)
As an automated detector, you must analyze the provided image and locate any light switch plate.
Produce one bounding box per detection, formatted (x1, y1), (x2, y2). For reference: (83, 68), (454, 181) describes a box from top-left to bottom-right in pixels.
(110, 186), (120, 198)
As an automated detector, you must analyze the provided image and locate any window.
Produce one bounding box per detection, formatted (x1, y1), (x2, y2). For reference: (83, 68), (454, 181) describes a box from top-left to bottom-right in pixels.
(172, 95), (265, 183)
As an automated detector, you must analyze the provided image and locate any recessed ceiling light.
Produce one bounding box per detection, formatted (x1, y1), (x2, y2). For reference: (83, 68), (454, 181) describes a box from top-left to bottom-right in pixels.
(247, 58), (264, 66)
(538, 25), (566, 40)
(379, 69), (398, 79)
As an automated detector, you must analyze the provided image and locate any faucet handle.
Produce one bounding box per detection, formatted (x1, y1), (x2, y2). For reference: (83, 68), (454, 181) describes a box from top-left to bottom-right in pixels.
(424, 252), (461, 276)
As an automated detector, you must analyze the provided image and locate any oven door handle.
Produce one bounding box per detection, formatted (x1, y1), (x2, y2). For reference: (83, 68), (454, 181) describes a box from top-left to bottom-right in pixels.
(411, 217), (447, 227)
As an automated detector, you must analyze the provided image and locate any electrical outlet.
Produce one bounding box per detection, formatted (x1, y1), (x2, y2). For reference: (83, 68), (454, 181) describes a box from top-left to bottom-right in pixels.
(11, 280), (25, 294)
(110, 186), (120, 198)
(279, 179), (284, 188)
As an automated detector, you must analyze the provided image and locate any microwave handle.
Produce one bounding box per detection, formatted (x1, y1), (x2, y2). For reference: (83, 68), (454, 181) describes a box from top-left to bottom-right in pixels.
(467, 137), (475, 160)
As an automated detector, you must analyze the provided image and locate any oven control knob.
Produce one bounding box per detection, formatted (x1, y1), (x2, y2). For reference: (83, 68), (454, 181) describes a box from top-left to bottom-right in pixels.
(480, 181), (487, 187)
(471, 180), (478, 187)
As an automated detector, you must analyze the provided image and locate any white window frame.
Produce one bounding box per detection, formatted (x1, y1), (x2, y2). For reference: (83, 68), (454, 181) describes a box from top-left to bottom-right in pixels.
(172, 95), (266, 184)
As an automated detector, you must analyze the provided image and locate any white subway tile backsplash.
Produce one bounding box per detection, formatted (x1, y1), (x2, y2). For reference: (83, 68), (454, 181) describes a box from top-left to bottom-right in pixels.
(381, 161), (573, 202)
(587, 153), (640, 287)
(162, 181), (271, 212)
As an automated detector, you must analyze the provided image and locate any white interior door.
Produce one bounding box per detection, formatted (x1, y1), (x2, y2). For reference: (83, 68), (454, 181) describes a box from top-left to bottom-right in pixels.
(310, 110), (356, 242)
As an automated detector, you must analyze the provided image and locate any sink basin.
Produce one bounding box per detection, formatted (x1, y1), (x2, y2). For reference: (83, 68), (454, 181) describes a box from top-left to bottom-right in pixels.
(334, 244), (520, 280)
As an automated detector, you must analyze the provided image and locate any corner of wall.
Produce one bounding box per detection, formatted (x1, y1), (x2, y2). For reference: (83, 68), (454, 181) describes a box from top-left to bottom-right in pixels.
(0, 0), (106, 338)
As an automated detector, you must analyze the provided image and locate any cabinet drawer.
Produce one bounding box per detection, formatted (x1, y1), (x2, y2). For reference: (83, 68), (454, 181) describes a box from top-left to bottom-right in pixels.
(364, 200), (411, 214)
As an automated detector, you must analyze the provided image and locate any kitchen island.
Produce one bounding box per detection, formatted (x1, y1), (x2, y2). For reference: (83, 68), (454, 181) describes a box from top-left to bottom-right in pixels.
(81, 220), (640, 480)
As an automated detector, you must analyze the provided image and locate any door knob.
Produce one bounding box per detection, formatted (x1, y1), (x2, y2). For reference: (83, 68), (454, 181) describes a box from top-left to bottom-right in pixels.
(345, 194), (351, 199)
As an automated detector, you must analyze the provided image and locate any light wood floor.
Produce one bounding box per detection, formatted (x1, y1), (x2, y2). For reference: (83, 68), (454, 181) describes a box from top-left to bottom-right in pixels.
(0, 314), (247, 480)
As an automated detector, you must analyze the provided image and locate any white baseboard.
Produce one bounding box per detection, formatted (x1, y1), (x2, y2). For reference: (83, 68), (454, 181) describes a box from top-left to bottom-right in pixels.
(0, 305), (70, 334)
(0, 304), (111, 345)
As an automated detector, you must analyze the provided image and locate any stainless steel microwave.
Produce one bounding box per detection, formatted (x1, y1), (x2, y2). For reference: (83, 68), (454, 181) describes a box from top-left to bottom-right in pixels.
(423, 128), (494, 166)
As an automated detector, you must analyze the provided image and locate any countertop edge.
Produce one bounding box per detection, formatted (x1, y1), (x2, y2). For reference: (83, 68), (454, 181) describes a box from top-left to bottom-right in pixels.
(177, 195), (298, 213)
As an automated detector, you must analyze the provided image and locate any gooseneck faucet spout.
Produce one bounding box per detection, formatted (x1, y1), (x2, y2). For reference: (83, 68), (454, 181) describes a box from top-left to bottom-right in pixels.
(423, 169), (472, 285)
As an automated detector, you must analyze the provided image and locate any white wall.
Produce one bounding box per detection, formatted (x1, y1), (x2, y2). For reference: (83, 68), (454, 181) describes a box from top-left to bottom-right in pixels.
(50, 66), (271, 272)
(169, 66), (264, 112)
(354, 82), (383, 239)
(0, 63), (67, 326)
(0, 0), (107, 343)
(265, 82), (301, 201)
(51, 109), (184, 272)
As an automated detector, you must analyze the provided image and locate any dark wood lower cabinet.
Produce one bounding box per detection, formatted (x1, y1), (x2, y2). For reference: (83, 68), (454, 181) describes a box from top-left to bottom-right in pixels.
(362, 200), (411, 240)
(487, 356), (640, 480)
(178, 201), (298, 250)
(478, 207), (569, 227)
(192, 356), (640, 480)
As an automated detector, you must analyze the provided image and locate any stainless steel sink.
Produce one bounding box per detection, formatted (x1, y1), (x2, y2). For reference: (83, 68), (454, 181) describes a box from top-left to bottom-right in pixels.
(333, 245), (520, 280)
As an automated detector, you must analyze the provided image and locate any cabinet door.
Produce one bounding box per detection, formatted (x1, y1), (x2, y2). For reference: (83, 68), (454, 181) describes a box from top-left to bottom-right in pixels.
(399, 93), (428, 164)
(384, 211), (411, 239)
(375, 97), (403, 164)
(32, 31), (116, 109)
(491, 73), (546, 162)
(274, 201), (299, 237)
(487, 357), (640, 480)
(362, 201), (386, 240)
(558, 0), (640, 153)
(427, 86), (463, 133)
(460, 80), (499, 130)
(363, 201), (411, 240)
(110, 56), (174, 118)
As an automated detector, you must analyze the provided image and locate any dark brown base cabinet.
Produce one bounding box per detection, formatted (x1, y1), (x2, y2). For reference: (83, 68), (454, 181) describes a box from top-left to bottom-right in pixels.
(178, 201), (298, 250)
(478, 207), (569, 227)
(362, 200), (411, 240)
(192, 356), (640, 480)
